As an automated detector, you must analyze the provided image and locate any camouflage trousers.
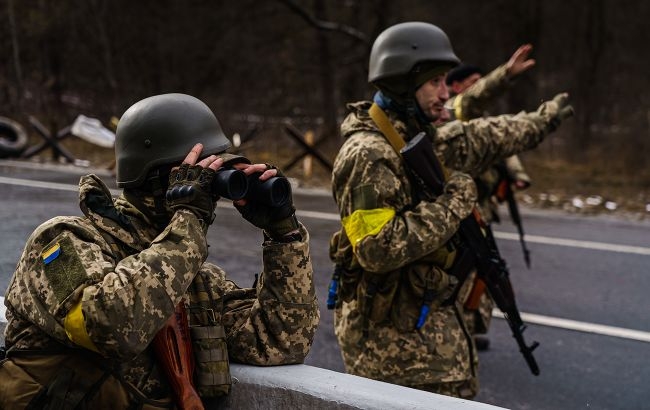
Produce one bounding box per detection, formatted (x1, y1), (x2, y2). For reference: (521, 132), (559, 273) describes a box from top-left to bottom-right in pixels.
(334, 299), (478, 399)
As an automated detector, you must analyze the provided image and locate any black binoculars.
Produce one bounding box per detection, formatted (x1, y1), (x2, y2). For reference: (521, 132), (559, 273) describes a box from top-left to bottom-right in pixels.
(212, 168), (291, 207)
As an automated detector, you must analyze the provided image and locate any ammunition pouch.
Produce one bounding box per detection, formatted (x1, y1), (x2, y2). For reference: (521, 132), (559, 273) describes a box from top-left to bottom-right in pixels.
(353, 260), (458, 333)
(190, 324), (231, 397)
(187, 269), (232, 398)
(390, 263), (455, 332)
(338, 265), (363, 304)
(332, 225), (459, 332)
(357, 270), (400, 325)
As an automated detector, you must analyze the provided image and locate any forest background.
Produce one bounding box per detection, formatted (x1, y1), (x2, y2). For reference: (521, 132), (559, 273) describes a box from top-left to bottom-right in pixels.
(1, 0), (648, 217)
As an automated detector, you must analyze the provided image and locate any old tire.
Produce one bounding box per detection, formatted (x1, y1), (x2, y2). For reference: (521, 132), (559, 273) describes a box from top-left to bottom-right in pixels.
(0, 116), (28, 158)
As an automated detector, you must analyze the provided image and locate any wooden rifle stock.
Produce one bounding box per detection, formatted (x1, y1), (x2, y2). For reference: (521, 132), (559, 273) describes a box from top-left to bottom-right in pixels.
(152, 302), (204, 410)
(464, 277), (486, 310)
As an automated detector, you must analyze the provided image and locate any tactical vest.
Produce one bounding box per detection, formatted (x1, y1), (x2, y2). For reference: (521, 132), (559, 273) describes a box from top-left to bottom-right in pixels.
(328, 103), (460, 335)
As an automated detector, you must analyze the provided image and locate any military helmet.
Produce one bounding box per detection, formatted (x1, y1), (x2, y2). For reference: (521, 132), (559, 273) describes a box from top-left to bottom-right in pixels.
(115, 93), (231, 188)
(368, 22), (460, 96)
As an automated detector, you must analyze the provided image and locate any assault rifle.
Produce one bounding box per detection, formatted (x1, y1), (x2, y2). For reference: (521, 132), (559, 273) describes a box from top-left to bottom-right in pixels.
(401, 132), (540, 376)
(494, 161), (531, 268)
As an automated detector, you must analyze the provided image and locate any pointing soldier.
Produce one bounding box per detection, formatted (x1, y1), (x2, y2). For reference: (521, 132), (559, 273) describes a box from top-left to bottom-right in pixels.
(329, 22), (572, 398)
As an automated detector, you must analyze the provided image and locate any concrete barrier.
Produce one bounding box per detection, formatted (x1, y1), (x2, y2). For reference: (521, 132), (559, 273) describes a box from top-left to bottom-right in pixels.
(0, 319), (503, 408)
(209, 363), (506, 410)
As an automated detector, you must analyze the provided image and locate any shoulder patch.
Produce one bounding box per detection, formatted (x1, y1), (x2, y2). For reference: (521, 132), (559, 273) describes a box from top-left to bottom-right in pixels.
(42, 242), (62, 264)
(352, 184), (378, 210)
(43, 235), (88, 303)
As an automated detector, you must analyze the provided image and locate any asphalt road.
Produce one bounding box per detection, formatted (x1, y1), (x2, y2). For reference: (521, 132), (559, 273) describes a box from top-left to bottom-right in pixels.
(1, 160), (649, 410)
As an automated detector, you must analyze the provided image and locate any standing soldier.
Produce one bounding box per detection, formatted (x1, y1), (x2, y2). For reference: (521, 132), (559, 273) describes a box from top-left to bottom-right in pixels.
(0, 93), (319, 409)
(329, 22), (572, 398)
(444, 44), (537, 350)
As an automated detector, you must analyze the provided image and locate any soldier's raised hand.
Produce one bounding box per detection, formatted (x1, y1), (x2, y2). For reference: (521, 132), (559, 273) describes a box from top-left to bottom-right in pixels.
(166, 143), (223, 226)
(506, 44), (536, 78)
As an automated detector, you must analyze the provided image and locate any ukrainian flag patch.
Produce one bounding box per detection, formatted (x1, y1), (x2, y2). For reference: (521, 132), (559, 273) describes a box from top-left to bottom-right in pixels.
(42, 242), (61, 265)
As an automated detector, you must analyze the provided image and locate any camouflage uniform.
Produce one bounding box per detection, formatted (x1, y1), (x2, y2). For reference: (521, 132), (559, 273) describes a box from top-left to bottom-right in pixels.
(330, 99), (560, 397)
(446, 63), (532, 224)
(1, 174), (319, 409)
(446, 64), (532, 336)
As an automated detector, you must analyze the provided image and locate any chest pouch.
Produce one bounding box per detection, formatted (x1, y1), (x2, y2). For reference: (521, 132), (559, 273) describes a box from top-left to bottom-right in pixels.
(187, 270), (232, 397)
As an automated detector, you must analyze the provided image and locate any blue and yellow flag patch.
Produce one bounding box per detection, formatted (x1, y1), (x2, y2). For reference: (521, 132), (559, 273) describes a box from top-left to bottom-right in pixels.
(42, 242), (61, 265)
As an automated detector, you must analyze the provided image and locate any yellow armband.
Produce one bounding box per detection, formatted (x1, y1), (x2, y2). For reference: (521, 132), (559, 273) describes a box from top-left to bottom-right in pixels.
(342, 208), (395, 249)
(453, 94), (468, 122)
(64, 300), (100, 353)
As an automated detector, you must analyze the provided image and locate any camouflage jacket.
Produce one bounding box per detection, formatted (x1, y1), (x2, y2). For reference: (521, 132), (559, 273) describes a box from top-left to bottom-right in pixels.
(446, 63), (532, 222)
(3, 174), (319, 405)
(329, 100), (559, 389)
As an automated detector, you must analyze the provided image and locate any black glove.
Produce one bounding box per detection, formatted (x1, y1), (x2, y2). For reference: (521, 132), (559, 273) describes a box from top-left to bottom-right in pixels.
(166, 163), (217, 225)
(235, 166), (299, 240)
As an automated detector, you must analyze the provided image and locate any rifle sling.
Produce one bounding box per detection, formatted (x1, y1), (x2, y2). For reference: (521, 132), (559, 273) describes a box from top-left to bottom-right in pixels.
(369, 103), (452, 179)
(368, 103), (406, 154)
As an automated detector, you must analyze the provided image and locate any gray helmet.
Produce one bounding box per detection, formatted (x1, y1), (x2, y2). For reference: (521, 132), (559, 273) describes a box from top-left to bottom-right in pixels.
(368, 22), (460, 95)
(115, 93), (231, 188)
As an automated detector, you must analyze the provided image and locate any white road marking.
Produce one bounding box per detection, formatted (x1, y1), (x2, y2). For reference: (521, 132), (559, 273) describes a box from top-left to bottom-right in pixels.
(492, 310), (650, 343)
(493, 231), (650, 256)
(0, 176), (120, 196)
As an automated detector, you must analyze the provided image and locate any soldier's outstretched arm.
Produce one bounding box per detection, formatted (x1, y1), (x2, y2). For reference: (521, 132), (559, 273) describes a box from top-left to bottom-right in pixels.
(452, 44), (536, 121)
(437, 93), (574, 176)
(453, 65), (512, 120)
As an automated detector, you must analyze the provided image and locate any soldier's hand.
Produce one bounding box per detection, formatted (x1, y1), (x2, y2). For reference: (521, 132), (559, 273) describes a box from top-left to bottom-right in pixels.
(537, 92), (574, 132)
(166, 143), (223, 226)
(506, 43), (536, 78)
(442, 171), (477, 219)
(232, 163), (299, 240)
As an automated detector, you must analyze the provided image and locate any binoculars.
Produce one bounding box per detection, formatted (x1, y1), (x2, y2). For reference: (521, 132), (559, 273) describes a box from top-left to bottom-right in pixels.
(212, 168), (291, 207)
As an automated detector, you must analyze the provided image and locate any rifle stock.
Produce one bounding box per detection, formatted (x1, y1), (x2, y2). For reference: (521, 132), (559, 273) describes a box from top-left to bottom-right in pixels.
(152, 302), (205, 410)
(401, 132), (540, 375)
